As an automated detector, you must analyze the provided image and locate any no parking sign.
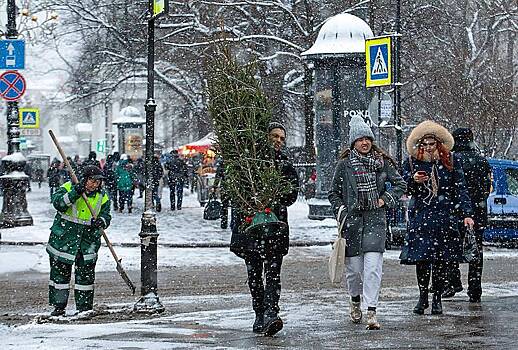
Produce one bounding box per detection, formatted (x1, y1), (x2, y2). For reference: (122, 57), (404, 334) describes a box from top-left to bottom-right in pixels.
(0, 70), (26, 101)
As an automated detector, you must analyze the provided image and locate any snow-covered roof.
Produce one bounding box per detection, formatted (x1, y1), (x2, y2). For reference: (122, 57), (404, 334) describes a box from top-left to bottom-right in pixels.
(2, 152), (26, 162)
(184, 132), (216, 147)
(302, 13), (373, 58)
(113, 106), (145, 125)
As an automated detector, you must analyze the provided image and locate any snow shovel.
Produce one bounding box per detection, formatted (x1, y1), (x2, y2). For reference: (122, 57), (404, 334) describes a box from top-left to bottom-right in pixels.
(48, 129), (136, 295)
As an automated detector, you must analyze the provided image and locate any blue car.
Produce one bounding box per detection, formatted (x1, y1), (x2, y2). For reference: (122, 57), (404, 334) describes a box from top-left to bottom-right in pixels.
(485, 158), (518, 242)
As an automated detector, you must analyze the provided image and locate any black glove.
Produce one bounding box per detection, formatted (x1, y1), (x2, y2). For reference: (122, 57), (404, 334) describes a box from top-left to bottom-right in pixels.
(91, 217), (105, 229)
(74, 182), (85, 195)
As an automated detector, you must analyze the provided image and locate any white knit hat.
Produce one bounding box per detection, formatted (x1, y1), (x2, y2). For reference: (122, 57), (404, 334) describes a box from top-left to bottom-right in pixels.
(348, 115), (374, 145)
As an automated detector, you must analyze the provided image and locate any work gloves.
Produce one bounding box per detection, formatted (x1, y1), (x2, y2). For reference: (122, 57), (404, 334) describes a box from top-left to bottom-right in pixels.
(73, 182), (85, 195)
(91, 217), (105, 229)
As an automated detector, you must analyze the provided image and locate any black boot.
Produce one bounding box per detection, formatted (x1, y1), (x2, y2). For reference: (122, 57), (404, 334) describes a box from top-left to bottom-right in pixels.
(431, 293), (443, 315)
(262, 309), (283, 336)
(252, 312), (264, 333)
(413, 291), (429, 315)
(50, 306), (66, 317)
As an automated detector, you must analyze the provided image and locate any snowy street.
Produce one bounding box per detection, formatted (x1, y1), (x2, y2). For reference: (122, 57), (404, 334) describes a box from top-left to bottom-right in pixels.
(1, 185), (518, 349)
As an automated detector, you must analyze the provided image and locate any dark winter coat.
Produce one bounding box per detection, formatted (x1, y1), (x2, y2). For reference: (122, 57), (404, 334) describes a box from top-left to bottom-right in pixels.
(151, 157), (164, 188)
(328, 153), (406, 257)
(230, 151), (299, 259)
(166, 156), (188, 185)
(47, 165), (62, 187)
(400, 155), (473, 264)
(453, 145), (491, 230)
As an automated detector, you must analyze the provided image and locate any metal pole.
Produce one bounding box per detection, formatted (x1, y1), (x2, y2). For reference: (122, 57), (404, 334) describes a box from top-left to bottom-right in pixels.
(394, 0), (403, 168)
(0, 0), (33, 228)
(134, 0), (163, 312)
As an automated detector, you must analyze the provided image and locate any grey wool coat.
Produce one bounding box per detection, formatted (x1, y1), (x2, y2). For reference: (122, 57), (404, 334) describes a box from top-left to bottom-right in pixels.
(328, 155), (406, 257)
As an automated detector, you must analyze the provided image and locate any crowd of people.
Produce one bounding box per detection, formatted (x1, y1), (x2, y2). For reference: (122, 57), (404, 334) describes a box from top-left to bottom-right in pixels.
(43, 150), (197, 213)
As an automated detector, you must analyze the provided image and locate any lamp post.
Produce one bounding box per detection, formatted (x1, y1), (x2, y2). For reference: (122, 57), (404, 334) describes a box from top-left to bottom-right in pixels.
(134, 0), (164, 312)
(394, 0), (403, 167)
(0, 0), (33, 229)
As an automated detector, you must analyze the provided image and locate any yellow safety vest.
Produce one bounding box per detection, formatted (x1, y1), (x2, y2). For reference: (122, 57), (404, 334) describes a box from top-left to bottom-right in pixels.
(60, 182), (109, 226)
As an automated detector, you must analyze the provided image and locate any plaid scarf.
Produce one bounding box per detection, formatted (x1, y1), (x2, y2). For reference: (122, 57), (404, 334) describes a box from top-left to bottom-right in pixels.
(350, 148), (383, 210)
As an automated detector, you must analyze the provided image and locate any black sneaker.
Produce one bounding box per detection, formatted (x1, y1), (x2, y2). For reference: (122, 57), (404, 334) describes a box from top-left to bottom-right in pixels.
(442, 286), (463, 299)
(50, 307), (65, 317)
(262, 312), (283, 337)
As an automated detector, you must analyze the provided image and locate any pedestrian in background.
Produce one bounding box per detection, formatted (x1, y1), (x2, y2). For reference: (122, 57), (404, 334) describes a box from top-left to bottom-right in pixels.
(116, 158), (135, 213)
(442, 128), (491, 302)
(47, 165), (111, 316)
(82, 151), (101, 169)
(328, 115), (406, 330)
(400, 121), (474, 316)
(165, 150), (188, 211)
(230, 122), (299, 336)
(151, 153), (164, 212)
(47, 159), (62, 200)
(103, 154), (119, 211)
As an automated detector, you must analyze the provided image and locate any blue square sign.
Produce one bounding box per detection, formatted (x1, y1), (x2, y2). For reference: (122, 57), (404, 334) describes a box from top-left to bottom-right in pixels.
(0, 40), (25, 70)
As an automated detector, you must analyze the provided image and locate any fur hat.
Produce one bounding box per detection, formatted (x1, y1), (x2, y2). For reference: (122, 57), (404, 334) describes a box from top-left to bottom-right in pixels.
(406, 120), (454, 157)
(348, 115), (374, 145)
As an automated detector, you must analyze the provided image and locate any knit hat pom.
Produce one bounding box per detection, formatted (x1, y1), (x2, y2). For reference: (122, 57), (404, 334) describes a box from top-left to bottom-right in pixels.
(348, 115), (375, 145)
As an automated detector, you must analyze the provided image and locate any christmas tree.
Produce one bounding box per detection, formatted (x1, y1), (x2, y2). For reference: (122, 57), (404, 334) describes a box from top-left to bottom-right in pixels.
(206, 47), (291, 225)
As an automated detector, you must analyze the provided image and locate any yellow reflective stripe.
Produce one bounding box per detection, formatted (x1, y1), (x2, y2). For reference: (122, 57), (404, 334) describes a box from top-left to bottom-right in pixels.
(60, 213), (91, 226)
(49, 280), (70, 290)
(47, 245), (76, 261)
(74, 284), (94, 291)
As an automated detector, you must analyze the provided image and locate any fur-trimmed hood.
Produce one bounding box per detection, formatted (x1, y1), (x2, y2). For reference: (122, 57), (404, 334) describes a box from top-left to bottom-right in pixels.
(406, 120), (454, 157)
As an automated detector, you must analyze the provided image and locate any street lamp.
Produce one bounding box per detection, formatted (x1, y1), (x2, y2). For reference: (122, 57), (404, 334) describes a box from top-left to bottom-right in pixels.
(134, 0), (167, 313)
(0, 0), (33, 228)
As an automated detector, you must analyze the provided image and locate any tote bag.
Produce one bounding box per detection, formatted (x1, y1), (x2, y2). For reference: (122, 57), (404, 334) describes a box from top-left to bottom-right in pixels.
(328, 206), (347, 283)
(462, 227), (479, 263)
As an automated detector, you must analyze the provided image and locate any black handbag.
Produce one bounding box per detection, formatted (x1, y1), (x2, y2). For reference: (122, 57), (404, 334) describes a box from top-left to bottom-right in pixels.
(203, 195), (221, 220)
(462, 228), (479, 263)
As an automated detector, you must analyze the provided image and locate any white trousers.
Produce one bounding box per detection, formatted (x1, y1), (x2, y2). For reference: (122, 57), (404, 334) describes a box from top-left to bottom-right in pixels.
(345, 252), (383, 308)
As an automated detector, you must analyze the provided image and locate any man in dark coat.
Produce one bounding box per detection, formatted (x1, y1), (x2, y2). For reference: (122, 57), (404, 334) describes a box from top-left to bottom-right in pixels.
(82, 151), (101, 169)
(442, 128), (491, 302)
(230, 122), (299, 336)
(165, 150), (188, 210)
(151, 153), (164, 212)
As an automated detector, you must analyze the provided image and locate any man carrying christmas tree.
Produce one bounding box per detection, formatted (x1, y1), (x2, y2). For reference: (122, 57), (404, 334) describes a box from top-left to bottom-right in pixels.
(230, 122), (299, 336)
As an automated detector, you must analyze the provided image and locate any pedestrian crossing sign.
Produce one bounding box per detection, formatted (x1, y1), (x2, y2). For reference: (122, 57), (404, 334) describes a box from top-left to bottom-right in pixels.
(366, 36), (392, 87)
(19, 108), (40, 128)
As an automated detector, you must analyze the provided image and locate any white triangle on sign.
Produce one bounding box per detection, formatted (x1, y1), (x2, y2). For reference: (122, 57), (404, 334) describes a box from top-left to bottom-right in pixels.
(372, 47), (388, 75)
(23, 112), (36, 124)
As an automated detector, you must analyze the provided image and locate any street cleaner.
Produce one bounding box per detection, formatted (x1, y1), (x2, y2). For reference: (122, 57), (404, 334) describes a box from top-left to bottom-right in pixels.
(47, 165), (111, 316)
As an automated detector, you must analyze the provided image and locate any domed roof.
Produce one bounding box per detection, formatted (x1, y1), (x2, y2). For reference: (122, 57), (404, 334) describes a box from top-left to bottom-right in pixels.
(112, 106), (145, 124)
(302, 13), (374, 58)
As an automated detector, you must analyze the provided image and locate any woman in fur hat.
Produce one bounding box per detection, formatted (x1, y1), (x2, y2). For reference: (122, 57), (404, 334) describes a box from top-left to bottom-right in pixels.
(329, 115), (406, 330)
(400, 121), (474, 315)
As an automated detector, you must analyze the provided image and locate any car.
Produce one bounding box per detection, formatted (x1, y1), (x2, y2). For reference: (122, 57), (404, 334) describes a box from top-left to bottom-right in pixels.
(485, 158), (518, 243)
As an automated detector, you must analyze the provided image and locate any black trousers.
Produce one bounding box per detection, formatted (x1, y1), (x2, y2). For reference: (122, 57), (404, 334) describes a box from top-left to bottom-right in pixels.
(244, 254), (283, 315)
(444, 228), (484, 298)
(416, 261), (446, 295)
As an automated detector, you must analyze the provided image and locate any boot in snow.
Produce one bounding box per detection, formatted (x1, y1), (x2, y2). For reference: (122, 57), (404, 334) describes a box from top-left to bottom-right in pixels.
(50, 306), (65, 317)
(366, 310), (380, 330)
(349, 301), (362, 323)
(262, 310), (283, 336)
(252, 312), (264, 333)
(413, 292), (429, 315)
(431, 293), (443, 315)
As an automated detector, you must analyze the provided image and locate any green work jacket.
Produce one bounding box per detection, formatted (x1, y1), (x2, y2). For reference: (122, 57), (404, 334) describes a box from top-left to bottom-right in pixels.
(47, 181), (111, 264)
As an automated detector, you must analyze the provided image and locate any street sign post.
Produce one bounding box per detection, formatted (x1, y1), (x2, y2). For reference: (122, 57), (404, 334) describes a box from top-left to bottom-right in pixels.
(0, 39), (25, 70)
(19, 108), (39, 128)
(153, 0), (169, 17)
(20, 128), (41, 136)
(96, 139), (106, 153)
(0, 70), (26, 101)
(366, 36), (392, 88)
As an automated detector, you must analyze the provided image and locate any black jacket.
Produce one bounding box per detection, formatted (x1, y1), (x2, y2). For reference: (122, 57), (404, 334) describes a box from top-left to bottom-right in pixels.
(166, 156), (188, 184)
(454, 145), (491, 228)
(230, 151), (299, 259)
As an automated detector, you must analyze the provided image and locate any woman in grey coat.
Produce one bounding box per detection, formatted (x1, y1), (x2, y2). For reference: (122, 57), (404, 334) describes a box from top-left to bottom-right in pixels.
(329, 115), (406, 330)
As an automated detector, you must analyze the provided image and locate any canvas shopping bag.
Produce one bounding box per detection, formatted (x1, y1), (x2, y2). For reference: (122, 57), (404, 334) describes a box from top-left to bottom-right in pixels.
(328, 206), (347, 283)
